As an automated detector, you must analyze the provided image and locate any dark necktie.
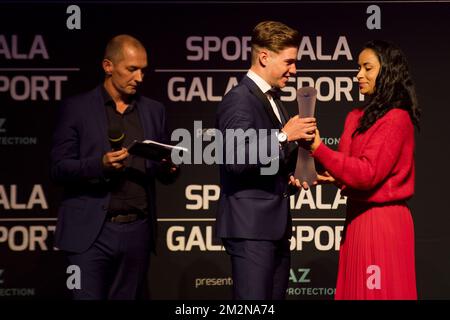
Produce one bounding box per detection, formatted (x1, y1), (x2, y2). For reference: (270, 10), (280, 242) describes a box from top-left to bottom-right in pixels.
(268, 89), (287, 125)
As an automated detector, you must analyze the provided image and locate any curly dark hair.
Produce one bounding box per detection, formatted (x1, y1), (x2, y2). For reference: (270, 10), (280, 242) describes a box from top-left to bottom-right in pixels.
(354, 40), (421, 135)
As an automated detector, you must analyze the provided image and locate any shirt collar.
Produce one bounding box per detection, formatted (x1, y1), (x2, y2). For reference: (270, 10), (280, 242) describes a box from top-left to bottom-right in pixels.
(101, 85), (137, 110)
(246, 69), (272, 94)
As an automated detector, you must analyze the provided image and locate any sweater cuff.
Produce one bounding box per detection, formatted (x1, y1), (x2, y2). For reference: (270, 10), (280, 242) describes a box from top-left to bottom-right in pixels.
(311, 142), (330, 161)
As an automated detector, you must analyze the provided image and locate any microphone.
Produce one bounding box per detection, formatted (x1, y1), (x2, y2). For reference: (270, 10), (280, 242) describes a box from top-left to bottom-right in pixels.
(108, 127), (125, 151)
(294, 86), (318, 186)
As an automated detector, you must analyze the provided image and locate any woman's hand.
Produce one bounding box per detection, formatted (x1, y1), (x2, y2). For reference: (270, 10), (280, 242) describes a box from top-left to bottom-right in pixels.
(310, 129), (322, 152)
(313, 171), (336, 185)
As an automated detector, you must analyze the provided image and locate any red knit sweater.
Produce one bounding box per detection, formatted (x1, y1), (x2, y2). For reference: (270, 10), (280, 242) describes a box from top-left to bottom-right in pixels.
(312, 108), (415, 203)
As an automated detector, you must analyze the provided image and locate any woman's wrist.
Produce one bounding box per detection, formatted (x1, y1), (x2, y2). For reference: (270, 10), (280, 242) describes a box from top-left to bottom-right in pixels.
(310, 140), (321, 153)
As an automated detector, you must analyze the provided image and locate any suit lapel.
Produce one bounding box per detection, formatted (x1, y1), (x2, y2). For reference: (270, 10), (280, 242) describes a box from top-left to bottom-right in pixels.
(275, 99), (290, 126)
(92, 86), (110, 153)
(241, 76), (282, 129)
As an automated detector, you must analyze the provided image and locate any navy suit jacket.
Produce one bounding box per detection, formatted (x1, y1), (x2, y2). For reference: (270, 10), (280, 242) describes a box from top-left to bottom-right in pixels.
(51, 85), (172, 253)
(215, 76), (298, 241)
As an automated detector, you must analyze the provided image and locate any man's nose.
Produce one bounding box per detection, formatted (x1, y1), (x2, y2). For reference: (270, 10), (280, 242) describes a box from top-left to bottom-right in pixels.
(135, 70), (144, 82)
(289, 64), (296, 75)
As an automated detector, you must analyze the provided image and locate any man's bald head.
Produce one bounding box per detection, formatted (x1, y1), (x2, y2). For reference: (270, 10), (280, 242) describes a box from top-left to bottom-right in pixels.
(102, 34), (148, 97)
(104, 34), (146, 64)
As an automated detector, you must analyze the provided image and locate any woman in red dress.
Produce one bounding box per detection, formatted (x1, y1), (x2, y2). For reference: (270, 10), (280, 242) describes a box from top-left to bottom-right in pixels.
(310, 40), (421, 299)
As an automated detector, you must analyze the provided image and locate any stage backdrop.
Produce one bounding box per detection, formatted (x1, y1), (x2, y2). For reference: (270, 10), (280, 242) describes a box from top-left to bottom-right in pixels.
(0, 1), (449, 300)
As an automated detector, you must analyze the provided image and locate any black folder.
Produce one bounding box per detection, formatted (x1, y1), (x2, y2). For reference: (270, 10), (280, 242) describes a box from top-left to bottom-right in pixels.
(127, 139), (188, 161)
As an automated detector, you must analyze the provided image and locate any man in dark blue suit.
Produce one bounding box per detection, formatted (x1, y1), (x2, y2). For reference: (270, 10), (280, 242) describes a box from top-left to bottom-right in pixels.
(216, 21), (317, 300)
(51, 35), (178, 299)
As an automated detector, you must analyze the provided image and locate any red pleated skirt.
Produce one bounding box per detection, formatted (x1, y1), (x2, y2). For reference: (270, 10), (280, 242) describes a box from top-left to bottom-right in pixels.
(335, 201), (417, 300)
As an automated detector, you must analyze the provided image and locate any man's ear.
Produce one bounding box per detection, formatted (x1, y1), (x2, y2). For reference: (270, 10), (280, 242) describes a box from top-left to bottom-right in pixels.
(258, 49), (269, 67)
(102, 59), (113, 76)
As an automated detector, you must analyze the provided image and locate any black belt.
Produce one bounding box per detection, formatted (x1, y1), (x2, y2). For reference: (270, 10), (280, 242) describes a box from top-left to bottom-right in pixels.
(106, 211), (146, 223)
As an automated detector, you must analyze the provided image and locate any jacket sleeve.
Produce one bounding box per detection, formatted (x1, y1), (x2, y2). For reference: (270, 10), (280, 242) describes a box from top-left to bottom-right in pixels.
(312, 112), (411, 190)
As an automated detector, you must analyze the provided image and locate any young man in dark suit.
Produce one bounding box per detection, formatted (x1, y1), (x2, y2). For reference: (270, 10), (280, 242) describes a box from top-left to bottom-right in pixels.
(216, 21), (316, 300)
(51, 35), (178, 299)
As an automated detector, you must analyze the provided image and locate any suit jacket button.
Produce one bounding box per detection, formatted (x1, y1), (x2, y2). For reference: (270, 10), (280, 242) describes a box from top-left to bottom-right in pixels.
(102, 205), (107, 210)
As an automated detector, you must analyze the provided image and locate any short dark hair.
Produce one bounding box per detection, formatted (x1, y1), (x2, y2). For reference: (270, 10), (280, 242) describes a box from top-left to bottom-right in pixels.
(104, 34), (146, 63)
(354, 40), (421, 135)
(251, 21), (301, 64)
